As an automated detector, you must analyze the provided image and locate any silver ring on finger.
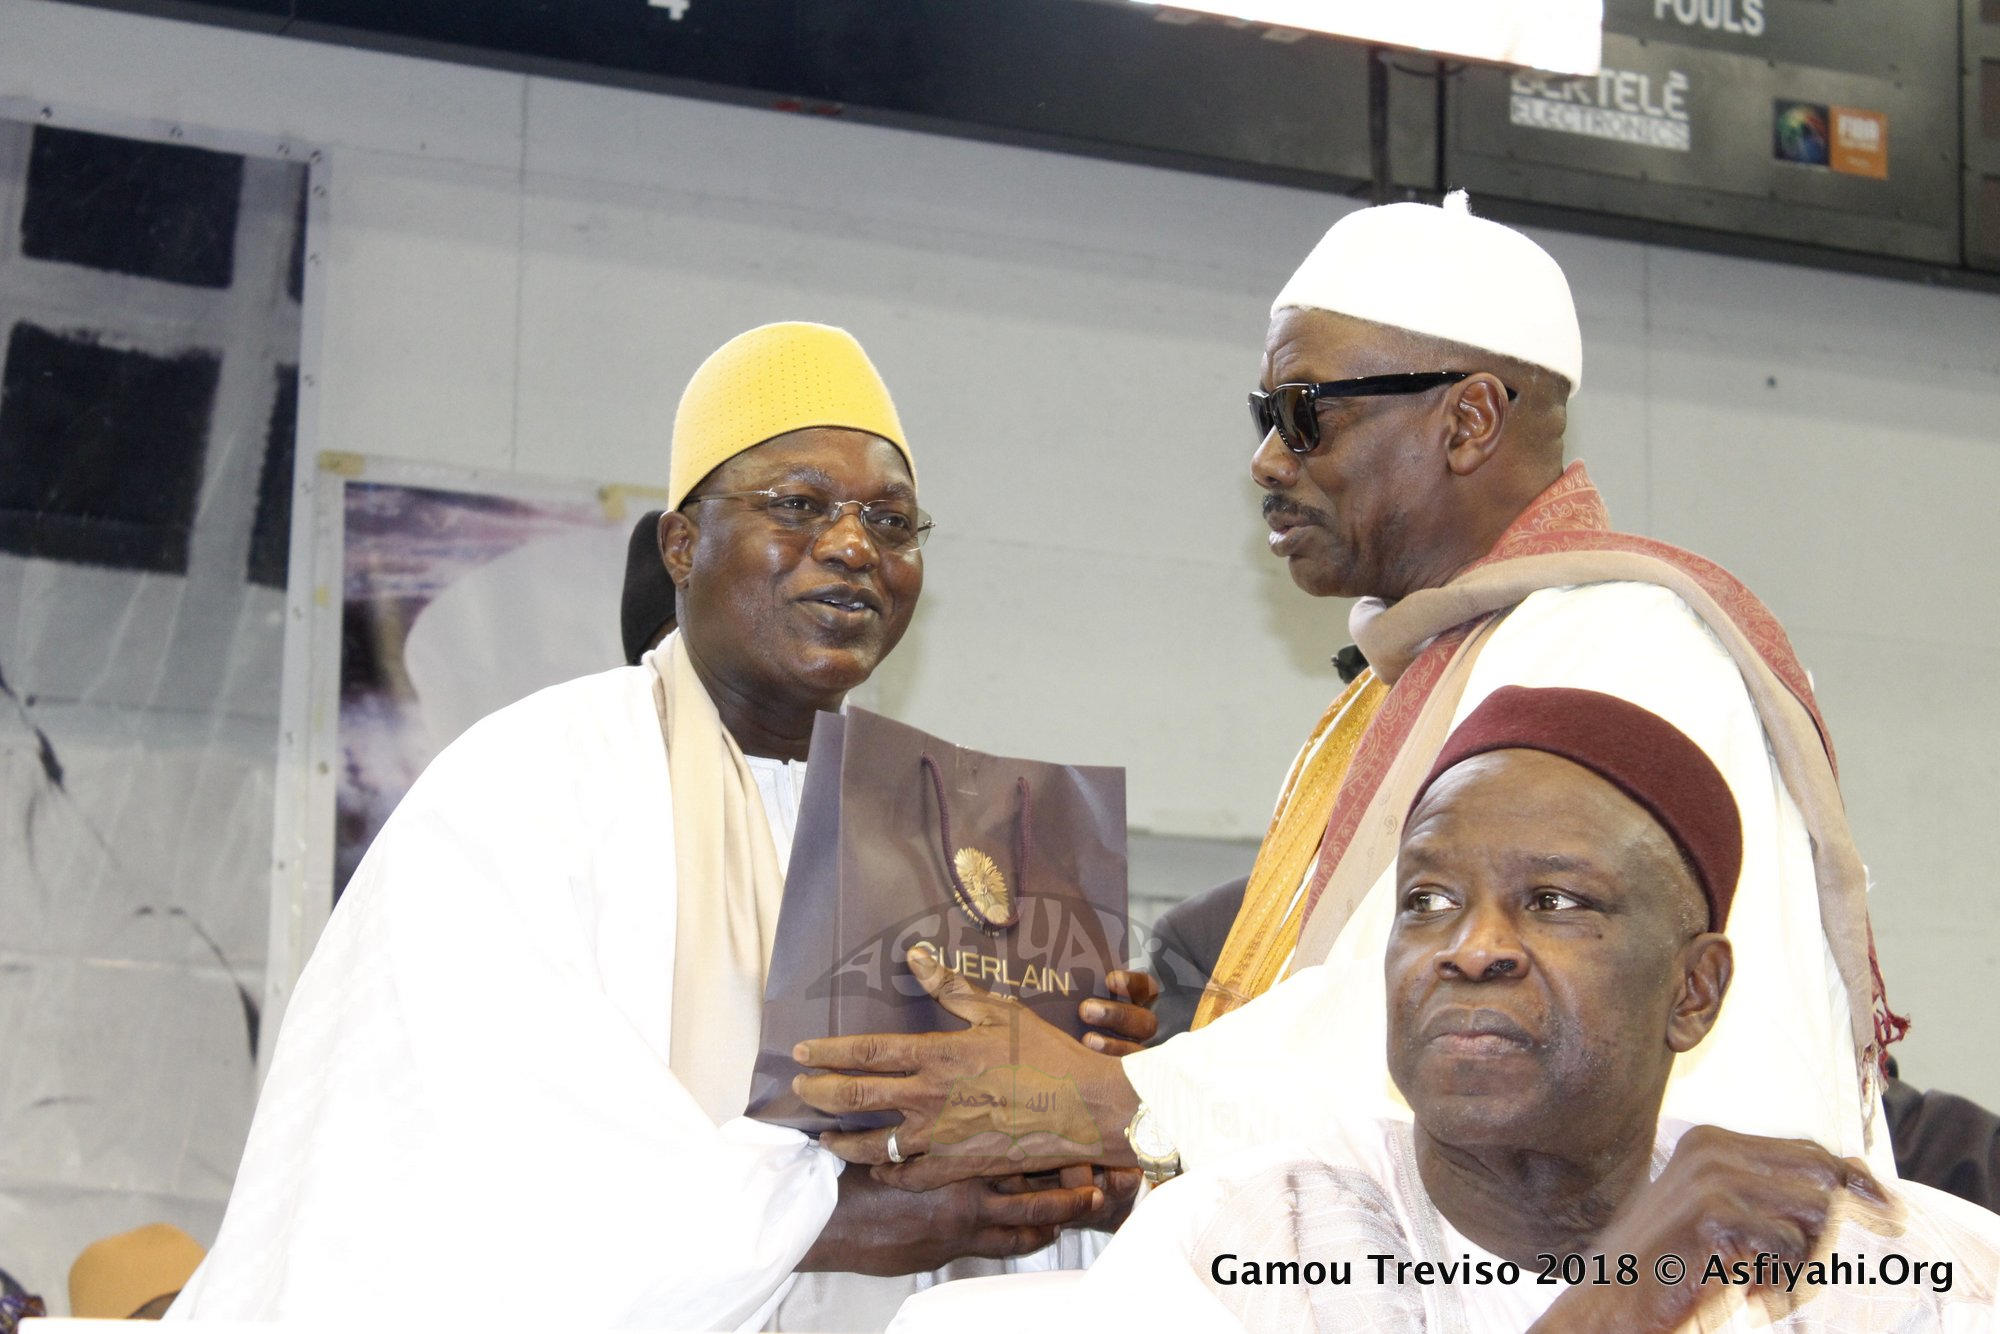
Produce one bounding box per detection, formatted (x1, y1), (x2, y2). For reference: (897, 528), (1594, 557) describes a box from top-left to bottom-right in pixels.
(886, 1128), (906, 1164)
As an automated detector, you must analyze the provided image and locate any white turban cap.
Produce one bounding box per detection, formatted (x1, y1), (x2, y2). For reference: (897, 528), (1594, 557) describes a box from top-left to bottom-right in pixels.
(1272, 191), (1583, 393)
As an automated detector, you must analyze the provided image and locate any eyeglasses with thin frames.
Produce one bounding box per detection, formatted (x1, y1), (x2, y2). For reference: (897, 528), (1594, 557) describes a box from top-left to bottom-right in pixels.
(683, 487), (934, 551)
(1249, 371), (1517, 456)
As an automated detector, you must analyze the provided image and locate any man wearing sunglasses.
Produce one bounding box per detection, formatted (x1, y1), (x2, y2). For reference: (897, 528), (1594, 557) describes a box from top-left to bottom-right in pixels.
(796, 195), (1899, 1251)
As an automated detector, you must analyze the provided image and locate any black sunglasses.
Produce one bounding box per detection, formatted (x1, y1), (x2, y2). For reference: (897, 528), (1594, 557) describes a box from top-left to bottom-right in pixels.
(1249, 372), (1517, 455)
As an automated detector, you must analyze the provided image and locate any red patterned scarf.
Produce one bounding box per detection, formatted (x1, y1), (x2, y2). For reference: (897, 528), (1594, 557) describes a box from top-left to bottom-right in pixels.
(1292, 463), (1903, 1089)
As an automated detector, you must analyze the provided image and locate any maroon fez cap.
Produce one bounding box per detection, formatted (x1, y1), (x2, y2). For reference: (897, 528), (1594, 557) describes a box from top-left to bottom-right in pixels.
(1407, 686), (1743, 931)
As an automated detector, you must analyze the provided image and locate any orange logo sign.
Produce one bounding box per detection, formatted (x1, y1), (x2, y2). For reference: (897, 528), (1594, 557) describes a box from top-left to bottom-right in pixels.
(1830, 107), (1888, 179)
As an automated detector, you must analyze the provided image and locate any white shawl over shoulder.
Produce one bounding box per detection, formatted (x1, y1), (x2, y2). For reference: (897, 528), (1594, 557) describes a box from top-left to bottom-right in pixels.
(172, 665), (840, 1328)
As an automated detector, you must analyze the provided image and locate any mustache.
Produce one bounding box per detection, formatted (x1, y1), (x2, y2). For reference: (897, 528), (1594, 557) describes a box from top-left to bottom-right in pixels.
(1262, 493), (1334, 529)
(1418, 1006), (1536, 1046)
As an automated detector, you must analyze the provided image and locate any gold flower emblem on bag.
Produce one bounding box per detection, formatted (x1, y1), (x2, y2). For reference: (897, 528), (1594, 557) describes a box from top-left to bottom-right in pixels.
(953, 847), (1018, 930)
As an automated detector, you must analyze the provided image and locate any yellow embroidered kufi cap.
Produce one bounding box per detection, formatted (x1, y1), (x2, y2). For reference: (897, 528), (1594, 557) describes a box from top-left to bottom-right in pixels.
(668, 322), (912, 511)
(68, 1222), (206, 1319)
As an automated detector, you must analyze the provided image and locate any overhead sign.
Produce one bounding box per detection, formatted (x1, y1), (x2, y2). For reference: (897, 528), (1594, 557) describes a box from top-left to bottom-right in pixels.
(1650, 0), (1765, 39)
(1511, 66), (1692, 151)
(46, 0), (1985, 282)
(1450, 2), (1959, 268)
(1128, 0), (1604, 74)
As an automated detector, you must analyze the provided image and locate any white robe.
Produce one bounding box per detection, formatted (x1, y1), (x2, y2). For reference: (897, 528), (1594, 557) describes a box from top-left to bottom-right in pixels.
(171, 666), (842, 1328)
(890, 1119), (2000, 1334)
(1124, 582), (1895, 1174)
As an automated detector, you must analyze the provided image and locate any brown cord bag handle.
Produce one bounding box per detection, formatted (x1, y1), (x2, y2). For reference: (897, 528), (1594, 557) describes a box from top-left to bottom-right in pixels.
(920, 753), (1031, 934)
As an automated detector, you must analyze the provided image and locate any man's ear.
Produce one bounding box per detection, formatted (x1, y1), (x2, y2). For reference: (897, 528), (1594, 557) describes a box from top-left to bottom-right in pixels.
(1442, 373), (1511, 478)
(1665, 934), (1733, 1054)
(661, 509), (698, 589)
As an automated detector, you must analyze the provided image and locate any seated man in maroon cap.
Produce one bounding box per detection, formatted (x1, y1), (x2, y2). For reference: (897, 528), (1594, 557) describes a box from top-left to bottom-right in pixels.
(890, 688), (2000, 1332)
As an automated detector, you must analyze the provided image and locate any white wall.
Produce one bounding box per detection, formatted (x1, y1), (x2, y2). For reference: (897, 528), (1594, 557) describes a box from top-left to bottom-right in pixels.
(3, 0), (1996, 1173)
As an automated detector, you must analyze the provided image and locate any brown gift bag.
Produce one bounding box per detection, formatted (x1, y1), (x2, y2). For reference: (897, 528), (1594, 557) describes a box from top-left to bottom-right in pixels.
(747, 707), (1128, 1135)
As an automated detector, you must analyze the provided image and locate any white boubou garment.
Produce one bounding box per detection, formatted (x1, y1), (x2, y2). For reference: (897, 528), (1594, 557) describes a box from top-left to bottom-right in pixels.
(893, 1118), (2000, 1334)
(1124, 583), (1896, 1177)
(173, 635), (839, 1329)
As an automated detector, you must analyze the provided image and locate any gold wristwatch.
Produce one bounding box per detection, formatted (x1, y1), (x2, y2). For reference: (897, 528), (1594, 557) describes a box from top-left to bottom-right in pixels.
(1124, 1102), (1182, 1185)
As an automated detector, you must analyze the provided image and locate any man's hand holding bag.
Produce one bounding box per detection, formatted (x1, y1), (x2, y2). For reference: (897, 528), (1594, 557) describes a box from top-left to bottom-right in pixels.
(747, 707), (1132, 1163)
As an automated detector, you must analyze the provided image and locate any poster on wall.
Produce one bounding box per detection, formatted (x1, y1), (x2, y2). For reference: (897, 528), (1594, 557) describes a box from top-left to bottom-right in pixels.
(315, 459), (668, 898)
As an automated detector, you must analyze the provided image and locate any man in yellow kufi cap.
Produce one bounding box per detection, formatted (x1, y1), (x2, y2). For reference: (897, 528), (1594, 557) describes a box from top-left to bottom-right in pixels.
(173, 323), (1142, 1330)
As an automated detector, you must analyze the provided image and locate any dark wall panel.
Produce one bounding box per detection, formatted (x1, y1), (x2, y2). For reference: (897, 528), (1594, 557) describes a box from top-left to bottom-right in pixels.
(273, 0), (1413, 187)
(22, 126), (245, 288)
(1970, 0), (2000, 270)
(0, 323), (220, 574)
(246, 363), (297, 588)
